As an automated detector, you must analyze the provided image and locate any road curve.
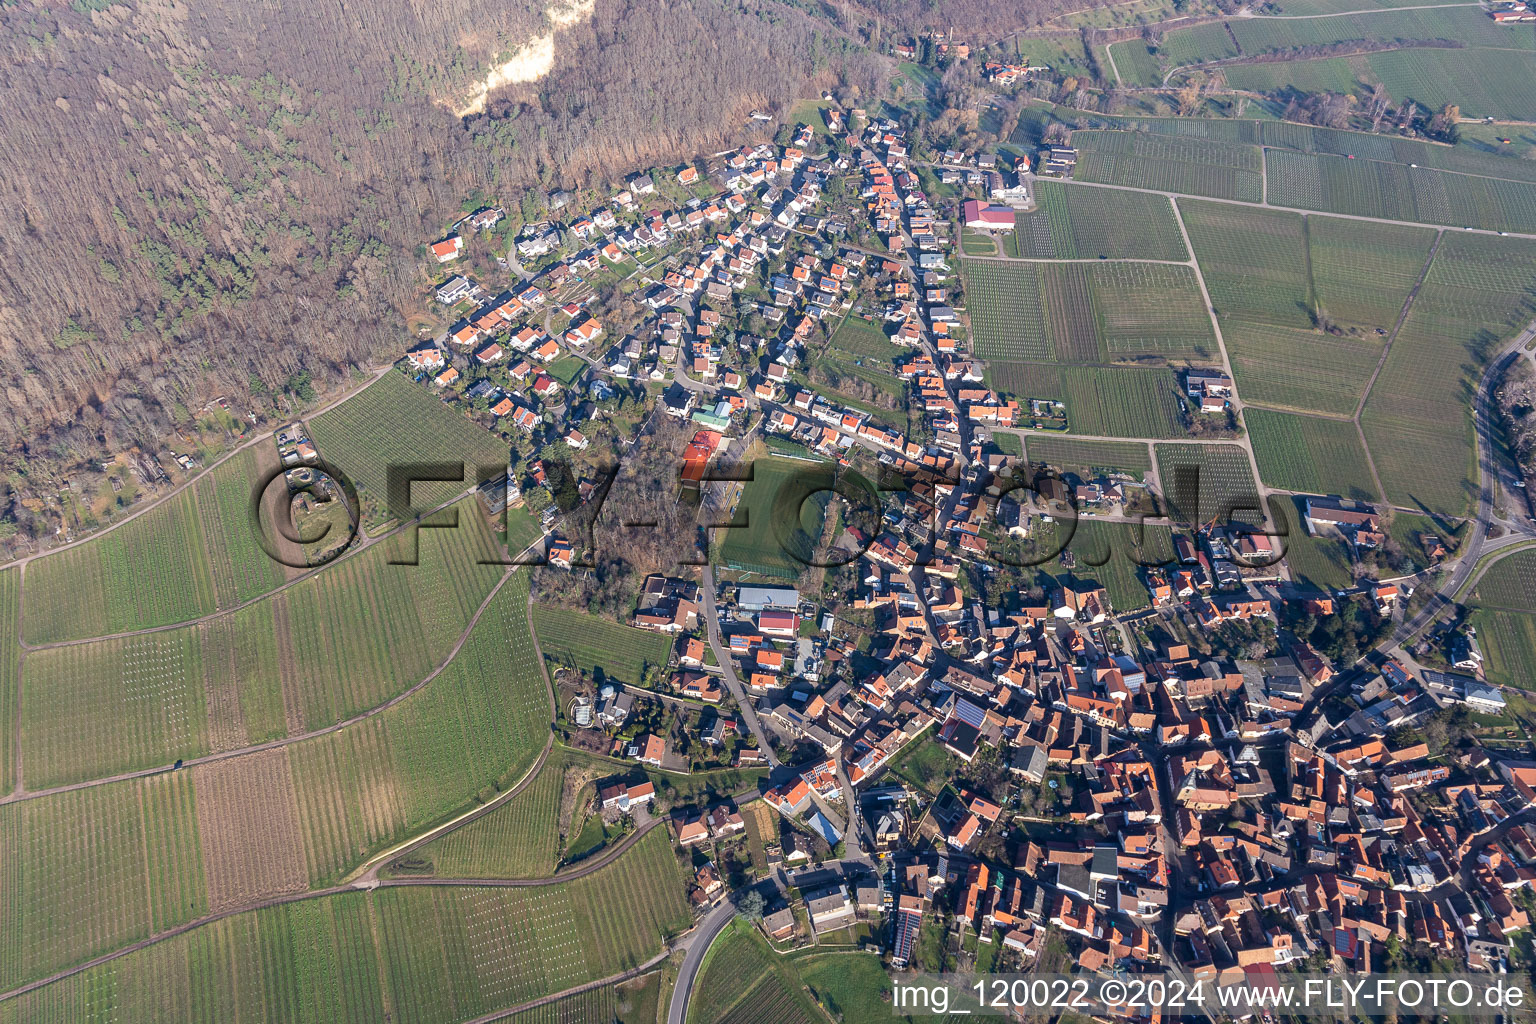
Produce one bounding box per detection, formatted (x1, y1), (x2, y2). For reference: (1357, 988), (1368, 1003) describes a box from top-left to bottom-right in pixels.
(666, 896), (738, 1024)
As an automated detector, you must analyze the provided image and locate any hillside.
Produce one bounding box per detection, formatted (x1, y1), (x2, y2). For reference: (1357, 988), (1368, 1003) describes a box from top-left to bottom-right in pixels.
(0, 0), (885, 484)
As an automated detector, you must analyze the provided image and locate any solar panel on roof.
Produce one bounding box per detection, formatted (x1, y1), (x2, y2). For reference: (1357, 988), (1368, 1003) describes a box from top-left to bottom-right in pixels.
(953, 698), (986, 730)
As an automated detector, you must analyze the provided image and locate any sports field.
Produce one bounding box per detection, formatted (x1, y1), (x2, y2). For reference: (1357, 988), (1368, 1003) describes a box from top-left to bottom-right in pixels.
(718, 456), (839, 579)
(1011, 181), (1187, 260)
(1071, 131), (1265, 202)
(1246, 409), (1380, 501)
(531, 605), (674, 685)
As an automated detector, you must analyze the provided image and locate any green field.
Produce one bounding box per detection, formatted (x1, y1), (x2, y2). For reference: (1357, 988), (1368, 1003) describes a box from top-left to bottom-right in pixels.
(0, 570), (16, 793)
(987, 363), (1190, 438)
(1070, 131), (1265, 202)
(1224, 47), (1536, 122)
(405, 749), (565, 879)
(23, 488), (217, 644)
(1024, 436), (1153, 478)
(193, 447), (290, 608)
(719, 456), (841, 579)
(1361, 233), (1536, 516)
(1247, 409), (1380, 500)
(1010, 181), (1188, 260)
(1180, 200), (1314, 329)
(0, 830), (685, 1023)
(1222, 320), (1383, 416)
(690, 917), (821, 1024)
(1281, 522), (1357, 592)
(308, 369), (512, 529)
(1267, 149), (1536, 234)
(821, 316), (909, 403)
(966, 259), (1213, 365)
(1307, 217), (1435, 332)
(1154, 444), (1261, 525)
(18, 507), (509, 788)
(0, 774), (208, 992)
(1470, 607), (1536, 689)
(532, 606), (674, 686)
(798, 953), (939, 1024)
(1041, 519), (1175, 612)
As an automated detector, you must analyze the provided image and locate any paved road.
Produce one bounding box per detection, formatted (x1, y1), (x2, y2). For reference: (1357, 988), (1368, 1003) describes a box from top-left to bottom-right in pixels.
(666, 895), (739, 1024)
(699, 564), (780, 768)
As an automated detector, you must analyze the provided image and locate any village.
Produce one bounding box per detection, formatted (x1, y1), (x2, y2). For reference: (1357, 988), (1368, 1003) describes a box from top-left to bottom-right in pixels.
(359, 80), (1536, 992)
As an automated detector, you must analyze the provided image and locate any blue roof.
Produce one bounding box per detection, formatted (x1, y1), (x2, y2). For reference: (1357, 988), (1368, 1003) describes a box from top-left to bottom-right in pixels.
(953, 698), (987, 730)
(807, 811), (842, 846)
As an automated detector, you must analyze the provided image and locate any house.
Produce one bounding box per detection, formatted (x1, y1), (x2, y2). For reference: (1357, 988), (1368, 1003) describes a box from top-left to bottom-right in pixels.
(961, 200), (1016, 231)
(803, 884), (855, 934)
(598, 779), (656, 812)
(431, 235), (463, 262)
(763, 907), (796, 941)
(628, 733), (668, 768)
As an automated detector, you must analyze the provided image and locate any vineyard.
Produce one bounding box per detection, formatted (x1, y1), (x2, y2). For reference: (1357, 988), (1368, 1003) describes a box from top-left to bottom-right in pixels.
(1222, 322), (1383, 417)
(192, 749), (310, 912)
(964, 260), (1050, 362)
(1153, 444), (1262, 526)
(0, 570), (15, 793)
(988, 364), (1188, 439)
(1070, 131), (1264, 202)
(1362, 233), (1536, 516)
(23, 487), (218, 644)
(1307, 217), (1435, 333)
(532, 606), (676, 686)
(410, 750), (566, 878)
(1034, 519), (1174, 613)
(1011, 181), (1187, 260)
(1267, 150), (1536, 234)
(193, 446), (290, 608)
(307, 369), (512, 530)
(1025, 437), (1153, 478)
(1179, 201), (1314, 330)
(1470, 608), (1536, 689)
(1246, 409), (1380, 501)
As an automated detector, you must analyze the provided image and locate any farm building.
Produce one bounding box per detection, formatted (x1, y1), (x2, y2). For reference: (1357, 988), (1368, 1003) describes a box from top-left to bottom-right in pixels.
(962, 200), (1015, 231)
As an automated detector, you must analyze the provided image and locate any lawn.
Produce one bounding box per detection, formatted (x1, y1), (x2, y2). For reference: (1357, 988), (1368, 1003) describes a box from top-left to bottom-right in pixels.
(1070, 130), (1265, 202)
(1246, 409), (1379, 501)
(1032, 519), (1174, 612)
(1011, 180), (1187, 260)
(547, 355), (588, 387)
(531, 605), (674, 685)
(23, 486), (218, 644)
(798, 953), (936, 1024)
(885, 734), (959, 796)
(1154, 444), (1261, 526)
(308, 369), (510, 530)
(718, 456), (839, 579)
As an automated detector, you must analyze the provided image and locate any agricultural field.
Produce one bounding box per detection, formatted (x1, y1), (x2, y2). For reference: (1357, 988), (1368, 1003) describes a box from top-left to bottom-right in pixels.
(532, 606), (674, 686)
(1221, 321), (1383, 417)
(689, 918), (778, 1023)
(797, 953), (935, 1024)
(715, 972), (819, 1024)
(407, 747), (565, 878)
(503, 985), (617, 1024)
(1246, 409), (1380, 501)
(192, 749), (309, 913)
(1070, 131), (1265, 202)
(1267, 150), (1536, 234)
(1474, 548), (1536, 612)
(1470, 608), (1536, 689)
(378, 829), (688, 1022)
(967, 259), (1213, 365)
(1024, 437), (1153, 478)
(287, 571), (551, 886)
(1153, 444), (1262, 526)
(1010, 181), (1187, 260)
(1223, 47), (1536, 122)
(1109, 21), (1237, 86)
(1279, 523), (1357, 592)
(0, 569), (16, 793)
(192, 446), (291, 608)
(21, 624), (209, 788)
(23, 487), (218, 644)
(1179, 201), (1313, 330)
(0, 775), (208, 992)
(1307, 217), (1435, 333)
(718, 456), (835, 579)
(988, 364), (1189, 439)
(1362, 233), (1536, 516)
(307, 369), (512, 530)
